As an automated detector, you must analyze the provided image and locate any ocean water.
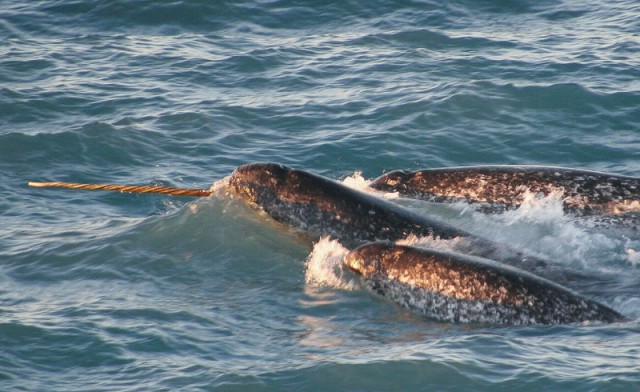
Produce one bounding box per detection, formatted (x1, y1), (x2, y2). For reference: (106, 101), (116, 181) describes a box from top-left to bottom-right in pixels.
(2, 0), (640, 390)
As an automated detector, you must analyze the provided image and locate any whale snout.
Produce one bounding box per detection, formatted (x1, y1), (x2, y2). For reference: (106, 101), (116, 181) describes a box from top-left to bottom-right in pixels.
(228, 162), (292, 202)
(370, 170), (412, 191)
(344, 252), (360, 271)
(345, 251), (366, 274)
(231, 163), (290, 185)
(345, 243), (389, 276)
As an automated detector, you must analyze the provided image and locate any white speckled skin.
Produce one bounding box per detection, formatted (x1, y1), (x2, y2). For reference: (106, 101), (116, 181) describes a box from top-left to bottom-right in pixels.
(228, 163), (468, 248)
(370, 165), (640, 215)
(227, 163), (590, 287)
(346, 243), (625, 325)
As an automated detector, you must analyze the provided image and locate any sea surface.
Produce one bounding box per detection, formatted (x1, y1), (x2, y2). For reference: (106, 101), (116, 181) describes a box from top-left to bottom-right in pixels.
(2, 0), (640, 390)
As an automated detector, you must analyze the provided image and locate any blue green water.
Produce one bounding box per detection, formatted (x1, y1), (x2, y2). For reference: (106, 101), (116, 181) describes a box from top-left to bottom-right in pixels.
(2, 0), (639, 390)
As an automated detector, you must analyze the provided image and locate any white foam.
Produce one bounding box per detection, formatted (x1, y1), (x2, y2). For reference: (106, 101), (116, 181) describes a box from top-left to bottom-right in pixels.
(500, 189), (567, 225)
(340, 171), (371, 192)
(395, 234), (462, 252)
(304, 237), (355, 290)
(626, 247), (640, 266)
(209, 175), (231, 195)
(341, 171), (402, 200)
(449, 191), (640, 273)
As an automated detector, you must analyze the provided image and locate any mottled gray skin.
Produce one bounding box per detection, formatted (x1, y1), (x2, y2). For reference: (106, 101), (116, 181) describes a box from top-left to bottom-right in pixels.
(370, 165), (640, 215)
(227, 163), (584, 285)
(346, 243), (625, 325)
(228, 163), (466, 248)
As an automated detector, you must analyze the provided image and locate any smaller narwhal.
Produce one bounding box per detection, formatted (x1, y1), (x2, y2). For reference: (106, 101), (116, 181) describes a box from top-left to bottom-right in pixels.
(346, 242), (625, 325)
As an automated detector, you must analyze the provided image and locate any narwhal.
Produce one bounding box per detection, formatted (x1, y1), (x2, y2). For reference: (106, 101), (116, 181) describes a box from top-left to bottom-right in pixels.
(28, 163), (588, 283)
(370, 165), (640, 215)
(29, 162), (623, 324)
(345, 242), (625, 325)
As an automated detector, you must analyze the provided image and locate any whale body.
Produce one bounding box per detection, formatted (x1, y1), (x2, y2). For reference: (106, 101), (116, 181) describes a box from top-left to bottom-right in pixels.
(345, 242), (625, 325)
(370, 165), (640, 214)
(227, 162), (464, 248)
(227, 163), (587, 284)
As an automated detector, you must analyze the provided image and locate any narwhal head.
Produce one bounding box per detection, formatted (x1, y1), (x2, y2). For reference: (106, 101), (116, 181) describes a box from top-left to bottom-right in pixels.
(369, 170), (413, 193)
(228, 162), (344, 206)
(228, 162), (292, 205)
(227, 162), (358, 236)
(344, 242), (395, 277)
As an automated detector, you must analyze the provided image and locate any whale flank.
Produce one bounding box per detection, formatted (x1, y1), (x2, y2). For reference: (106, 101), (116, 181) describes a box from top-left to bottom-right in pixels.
(370, 165), (640, 215)
(346, 242), (625, 325)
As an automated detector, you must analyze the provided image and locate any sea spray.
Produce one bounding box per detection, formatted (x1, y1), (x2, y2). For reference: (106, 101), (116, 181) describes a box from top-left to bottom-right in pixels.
(340, 171), (370, 192)
(305, 237), (355, 290)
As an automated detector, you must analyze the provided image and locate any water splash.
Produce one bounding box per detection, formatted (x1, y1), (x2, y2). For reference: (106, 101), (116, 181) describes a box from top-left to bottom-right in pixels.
(626, 248), (640, 267)
(396, 234), (463, 252)
(500, 189), (567, 225)
(340, 171), (370, 192)
(304, 237), (355, 290)
(209, 175), (231, 195)
(341, 171), (401, 200)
